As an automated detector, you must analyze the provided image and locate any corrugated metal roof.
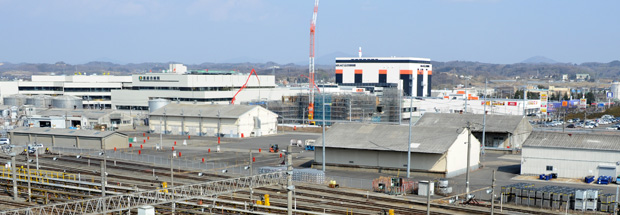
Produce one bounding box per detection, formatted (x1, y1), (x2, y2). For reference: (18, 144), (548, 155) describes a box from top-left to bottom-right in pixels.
(35, 108), (113, 119)
(11, 127), (124, 138)
(149, 104), (268, 119)
(415, 113), (525, 133)
(319, 123), (463, 154)
(523, 131), (620, 151)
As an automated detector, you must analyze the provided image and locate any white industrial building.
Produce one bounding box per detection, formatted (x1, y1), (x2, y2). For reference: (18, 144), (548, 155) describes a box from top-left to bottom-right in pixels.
(521, 131), (620, 179)
(315, 123), (480, 178)
(335, 57), (432, 97)
(415, 113), (532, 151)
(148, 103), (278, 138)
(111, 72), (293, 110)
(413, 97), (541, 116)
(0, 75), (131, 108)
(24, 109), (132, 130)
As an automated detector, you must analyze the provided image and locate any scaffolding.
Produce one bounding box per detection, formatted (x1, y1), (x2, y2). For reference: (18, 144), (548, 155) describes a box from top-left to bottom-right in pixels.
(248, 91), (403, 124)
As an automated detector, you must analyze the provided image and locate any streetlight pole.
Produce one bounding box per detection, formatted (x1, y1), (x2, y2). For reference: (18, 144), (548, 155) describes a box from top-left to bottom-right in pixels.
(465, 121), (472, 198)
(249, 150), (253, 201)
(159, 117), (163, 150)
(322, 85), (326, 172)
(491, 170), (496, 215)
(100, 152), (106, 197)
(287, 145), (293, 215)
(26, 149), (31, 202)
(407, 96), (413, 178)
(482, 79), (487, 156)
(11, 153), (17, 201)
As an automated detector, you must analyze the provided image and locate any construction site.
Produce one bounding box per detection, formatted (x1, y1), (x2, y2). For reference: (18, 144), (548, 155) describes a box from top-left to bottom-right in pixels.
(253, 87), (403, 125)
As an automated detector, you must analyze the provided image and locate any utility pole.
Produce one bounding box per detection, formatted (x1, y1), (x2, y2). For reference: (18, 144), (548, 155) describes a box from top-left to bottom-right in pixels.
(100, 153), (106, 197)
(26, 149), (31, 202)
(11, 153), (17, 201)
(398, 90), (402, 124)
(170, 156), (174, 187)
(464, 78), (468, 113)
(482, 79), (487, 156)
(159, 117), (163, 150)
(164, 108), (167, 135)
(465, 121), (472, 197)
(249, 150), (253, 202)
(198, 110), (202, 136)
(349, 99), (352, 122)
(407, 96), (413, 178)
(426, 180), (431, 215)
(523, 87), (527, 116)
(287, 145), (293, 215)
(322, 86), (326, 172)
(491, 170), (496, 215)
(217, 110), (221, 139)
(170, 156), (175, 214)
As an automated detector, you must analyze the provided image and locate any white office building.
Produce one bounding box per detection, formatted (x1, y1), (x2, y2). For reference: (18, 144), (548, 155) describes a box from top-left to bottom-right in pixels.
(111, 72), (292, 110)
(1, 75), (131, 108)
(335, 57), (432, 97)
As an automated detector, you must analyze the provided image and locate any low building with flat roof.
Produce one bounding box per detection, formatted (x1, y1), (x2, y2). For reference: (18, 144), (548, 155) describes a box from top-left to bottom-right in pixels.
(521, 131), (620, 179)
(9, 127), (128, 150)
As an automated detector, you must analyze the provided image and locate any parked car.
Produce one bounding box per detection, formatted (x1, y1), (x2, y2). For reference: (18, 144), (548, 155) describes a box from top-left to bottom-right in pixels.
(585, 123), (595, 129)
(567, 119), (574, 123)
(607, 125), (619, 130)
(0, 138), (9, 145)
(567, 124), (575, 128)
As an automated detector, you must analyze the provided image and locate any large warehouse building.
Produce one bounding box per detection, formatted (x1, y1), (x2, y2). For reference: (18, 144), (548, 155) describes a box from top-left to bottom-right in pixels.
(315, 123), (480, 178)
(521, 131), (620, 179)
(415, 113), (532, 151)
(9, 127), (128, 150)
(148, 103), (278, 138)
(335, 57), (432, 97)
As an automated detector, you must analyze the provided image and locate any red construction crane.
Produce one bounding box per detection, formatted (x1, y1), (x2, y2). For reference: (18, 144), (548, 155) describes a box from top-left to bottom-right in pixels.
(230, 69), (260, 105)
(308, 0), (319, 124)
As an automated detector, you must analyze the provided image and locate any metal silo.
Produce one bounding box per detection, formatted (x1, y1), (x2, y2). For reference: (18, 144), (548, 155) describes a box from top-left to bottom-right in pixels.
(52, 95), (83, 109)
(612, 82), (620, 100)
(27, 95), (53, 108)
(3, 94), (29, 106)
(148, 99), (170, 113)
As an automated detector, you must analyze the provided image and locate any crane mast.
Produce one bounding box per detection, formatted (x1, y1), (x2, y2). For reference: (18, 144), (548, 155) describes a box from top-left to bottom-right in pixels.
(308, 0), (319, 124)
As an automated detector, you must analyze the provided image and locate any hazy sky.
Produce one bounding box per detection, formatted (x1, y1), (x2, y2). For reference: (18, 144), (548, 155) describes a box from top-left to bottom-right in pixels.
(1, 0), (619, 65)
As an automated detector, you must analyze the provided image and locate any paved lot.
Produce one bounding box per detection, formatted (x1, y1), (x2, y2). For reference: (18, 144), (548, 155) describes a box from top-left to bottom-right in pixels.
(120, 129), (620, 198)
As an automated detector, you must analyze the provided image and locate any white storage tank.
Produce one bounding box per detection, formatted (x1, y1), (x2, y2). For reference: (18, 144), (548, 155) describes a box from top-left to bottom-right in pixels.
(3, 94), (29, 106)
(611, 82), (620, 100)
(52, 95), (83, 109)
(27, 95), (53, 108)
(148, 99), (170, 113)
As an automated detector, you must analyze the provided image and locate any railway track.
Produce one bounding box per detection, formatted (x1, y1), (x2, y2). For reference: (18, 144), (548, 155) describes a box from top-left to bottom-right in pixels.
(0, 152), (569, 214)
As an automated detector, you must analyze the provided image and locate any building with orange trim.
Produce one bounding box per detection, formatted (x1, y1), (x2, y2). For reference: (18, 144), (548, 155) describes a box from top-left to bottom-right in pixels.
(335, 57), (432, 97)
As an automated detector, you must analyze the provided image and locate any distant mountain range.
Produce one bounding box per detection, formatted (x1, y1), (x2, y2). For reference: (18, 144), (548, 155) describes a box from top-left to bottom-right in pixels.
(521, 56), (559, 64)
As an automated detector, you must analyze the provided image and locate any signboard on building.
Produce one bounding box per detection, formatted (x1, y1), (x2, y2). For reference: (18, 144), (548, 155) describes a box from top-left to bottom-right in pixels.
(540, 92), (548, 113)
(580, 98), (587, 109)
(508, 102), (517, 106)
